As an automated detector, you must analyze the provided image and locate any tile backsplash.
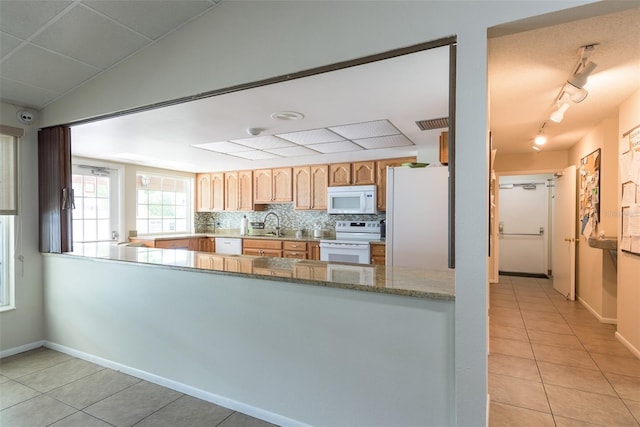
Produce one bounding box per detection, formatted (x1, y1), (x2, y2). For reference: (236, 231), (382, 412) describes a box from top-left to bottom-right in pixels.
(195, 204), (385, 236)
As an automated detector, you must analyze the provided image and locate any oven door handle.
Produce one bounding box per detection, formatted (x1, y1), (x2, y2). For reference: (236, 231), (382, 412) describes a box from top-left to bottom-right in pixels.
(320, 242), (369, 249)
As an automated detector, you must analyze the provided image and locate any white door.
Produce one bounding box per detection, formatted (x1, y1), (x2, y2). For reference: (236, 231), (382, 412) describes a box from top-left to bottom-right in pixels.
(498, 177), (549, 275)
(552, 165), (577, 300)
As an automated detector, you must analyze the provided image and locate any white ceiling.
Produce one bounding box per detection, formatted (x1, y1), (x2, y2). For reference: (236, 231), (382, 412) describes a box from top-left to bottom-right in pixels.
(1, 2), (639, 171)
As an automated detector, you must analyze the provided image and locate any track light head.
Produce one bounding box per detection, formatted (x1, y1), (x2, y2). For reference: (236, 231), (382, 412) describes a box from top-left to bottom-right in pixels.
(568, 61), (597, 89)
(550, 102), (570, 123)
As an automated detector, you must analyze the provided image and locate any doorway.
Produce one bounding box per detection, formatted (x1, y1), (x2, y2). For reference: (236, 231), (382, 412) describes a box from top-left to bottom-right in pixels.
(498, 174), (554, 278)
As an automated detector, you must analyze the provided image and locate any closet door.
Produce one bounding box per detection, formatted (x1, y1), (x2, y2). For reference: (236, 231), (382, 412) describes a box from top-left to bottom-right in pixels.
(38, 126), (73, 253)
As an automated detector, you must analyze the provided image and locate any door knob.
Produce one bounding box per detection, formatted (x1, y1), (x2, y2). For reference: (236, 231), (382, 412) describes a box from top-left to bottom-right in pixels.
(564, 237), (574, 242)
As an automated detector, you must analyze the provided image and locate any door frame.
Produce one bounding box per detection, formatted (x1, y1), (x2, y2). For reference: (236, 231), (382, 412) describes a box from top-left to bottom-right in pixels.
(490, 168), (562, 284)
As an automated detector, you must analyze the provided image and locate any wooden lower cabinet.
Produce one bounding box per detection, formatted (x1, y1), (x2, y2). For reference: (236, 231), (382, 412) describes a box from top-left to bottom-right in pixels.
(294, 263), (327, 281)
(224, 257), (253, 273)
(309, 242), (320, 260)
(155, 238), (192, 249)
(242, 239), (283, 257)
(283, 241), (308, 259)
(128, 238), (155, 248)
(198, 237), (215, 252)
(196, 253), (225, 270)
(370, 243), (386, 265)
(253, 267), (293, 278)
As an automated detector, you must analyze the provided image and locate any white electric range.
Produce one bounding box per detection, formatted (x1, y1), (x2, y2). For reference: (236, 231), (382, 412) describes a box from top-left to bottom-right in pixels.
(320, 221), (381, 265)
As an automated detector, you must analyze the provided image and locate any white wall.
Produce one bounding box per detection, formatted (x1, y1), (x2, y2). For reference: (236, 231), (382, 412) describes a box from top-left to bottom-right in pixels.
(44, 255), (454, 426)
(36, 1), (608, 423)
(568, 116), (619, 322)
(0, 103), (44, 354)
(617, 89), (640, 356)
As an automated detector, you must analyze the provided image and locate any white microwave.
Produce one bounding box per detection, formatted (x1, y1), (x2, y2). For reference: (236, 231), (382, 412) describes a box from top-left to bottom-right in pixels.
(327, 185), (377, 214)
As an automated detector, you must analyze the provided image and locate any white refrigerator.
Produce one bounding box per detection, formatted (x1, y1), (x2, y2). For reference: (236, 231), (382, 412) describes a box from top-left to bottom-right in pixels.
(386, 166), (450, 269)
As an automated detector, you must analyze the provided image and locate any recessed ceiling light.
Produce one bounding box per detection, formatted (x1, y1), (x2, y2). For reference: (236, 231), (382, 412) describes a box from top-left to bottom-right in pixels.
(270, 111), (304, 121)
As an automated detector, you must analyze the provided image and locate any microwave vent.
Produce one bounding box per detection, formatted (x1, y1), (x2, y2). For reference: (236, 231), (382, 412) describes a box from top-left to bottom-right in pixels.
(416, 117), (449, 131)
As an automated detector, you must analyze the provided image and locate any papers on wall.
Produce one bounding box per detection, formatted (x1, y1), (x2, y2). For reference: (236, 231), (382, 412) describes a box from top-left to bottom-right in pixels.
(580, 149), (600, 238)
(620, 124), (640, 256)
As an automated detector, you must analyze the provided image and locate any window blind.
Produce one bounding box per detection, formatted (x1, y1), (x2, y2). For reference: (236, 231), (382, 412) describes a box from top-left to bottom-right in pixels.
(0, 133), (18, 215)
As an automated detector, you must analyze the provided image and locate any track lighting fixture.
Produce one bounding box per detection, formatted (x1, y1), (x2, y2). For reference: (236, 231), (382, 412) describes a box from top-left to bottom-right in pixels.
(532, 44), (598, 150)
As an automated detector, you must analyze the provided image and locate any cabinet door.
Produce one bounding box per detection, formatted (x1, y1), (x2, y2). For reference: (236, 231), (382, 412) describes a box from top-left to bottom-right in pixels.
(198, 237), (215, 252)
(224, 172), (239, 211)
(293, 167), (311, 210)
(352, 161), (376, 185)
(272, 168), (292, 202)
(370, 243), (386, 265)
(253, 169), (272, 203)
(195, 173), (212, 212)
(328, 163), (351, 186)
(375, 157), (416, 211)
(310, 165), (328, 210)
(156, 239), (191, 249)
(211, 172), (225, 211)
(308, 242), (321, 260)
(238, 170), (253, 211)
(439, 131), (449, 165)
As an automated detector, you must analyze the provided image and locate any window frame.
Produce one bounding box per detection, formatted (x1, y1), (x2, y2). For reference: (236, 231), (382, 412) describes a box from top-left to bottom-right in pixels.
(0, 215), (15, 311)
(71, 162), (123, 243)
(135, 172), (193, 235)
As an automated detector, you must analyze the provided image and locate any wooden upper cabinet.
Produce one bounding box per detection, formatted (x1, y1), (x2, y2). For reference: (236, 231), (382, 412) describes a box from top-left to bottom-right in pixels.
(211, 172), (224, 211)
(224, 171), (239, 211)
(352, 161), (375, 185)
(328, 163), (351, 186)
(329, 161), (375, 186)
(196, 173), (224, 212)
(293, 167), (311, 210)
(254, 168), (292, 203)
(375, 157), (416, 211)
(310, 165), (328, 210)
(238, 170), (253, 211)
(253, 169), (272, 203)
(272, 168), (292, 202)
(195, 173), (212, 212)
(293, 165), (327, 210)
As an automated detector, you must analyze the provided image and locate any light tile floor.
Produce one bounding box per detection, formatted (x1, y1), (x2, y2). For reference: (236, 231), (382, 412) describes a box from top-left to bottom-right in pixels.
(0, 348), (276, 427)
(490, 274), (640, 426)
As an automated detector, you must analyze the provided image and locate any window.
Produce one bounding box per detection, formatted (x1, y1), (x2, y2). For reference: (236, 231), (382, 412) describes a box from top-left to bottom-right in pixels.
(0, 215), (15, 309)
(136, 173), (192, 234)
(72, 165), (120, 242)
(0, 134), (18, 215)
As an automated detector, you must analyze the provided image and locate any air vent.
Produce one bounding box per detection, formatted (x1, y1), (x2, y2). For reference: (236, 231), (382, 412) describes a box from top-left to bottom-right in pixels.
(415, 117), (449, 131)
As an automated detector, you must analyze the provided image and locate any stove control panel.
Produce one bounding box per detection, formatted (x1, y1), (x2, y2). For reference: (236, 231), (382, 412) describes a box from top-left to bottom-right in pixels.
(335, 221), (381, 233)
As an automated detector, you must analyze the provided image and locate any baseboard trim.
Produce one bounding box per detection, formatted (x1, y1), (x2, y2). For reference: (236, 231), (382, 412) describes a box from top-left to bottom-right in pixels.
(577, 297), (617, 325)
(0, 340), (46, 359)
(486, 393), (490, 426)
(615, 332), (640, 359)
(44, 341), (310, 427)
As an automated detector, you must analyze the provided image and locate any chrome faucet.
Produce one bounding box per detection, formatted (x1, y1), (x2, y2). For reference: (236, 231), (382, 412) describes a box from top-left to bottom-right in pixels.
(263, 212), (282, 236)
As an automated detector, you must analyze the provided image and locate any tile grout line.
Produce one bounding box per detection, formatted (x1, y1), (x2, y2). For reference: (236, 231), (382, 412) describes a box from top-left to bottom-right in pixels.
(130, 392), (186, 426)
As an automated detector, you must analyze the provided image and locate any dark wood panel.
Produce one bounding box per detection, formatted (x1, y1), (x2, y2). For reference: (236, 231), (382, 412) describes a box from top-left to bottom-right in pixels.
(38, 126), (72, 253)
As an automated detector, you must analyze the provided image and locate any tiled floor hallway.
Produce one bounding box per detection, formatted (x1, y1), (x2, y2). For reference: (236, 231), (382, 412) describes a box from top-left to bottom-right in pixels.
(489, 274), (640, 426)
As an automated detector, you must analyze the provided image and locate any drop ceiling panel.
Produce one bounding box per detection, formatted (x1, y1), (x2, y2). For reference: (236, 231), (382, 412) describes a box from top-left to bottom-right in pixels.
(232, 150), (282, 160)
(330, 119), (400, 139)
(308, 140), (364, 154)
(0, 0), (72, 39)
(354, 134), (414, 149)
(31, 5), (150, 69)
(265, 146), (319, 157)
(278, 128), (345, 145)
(84, 0), (215, 40)
(193, 141), (253, 153)
(230, 135), (295, 149)
(0, 44), (98, 93)
(0, 33), (22, 59)
(0, 77), (59, 109)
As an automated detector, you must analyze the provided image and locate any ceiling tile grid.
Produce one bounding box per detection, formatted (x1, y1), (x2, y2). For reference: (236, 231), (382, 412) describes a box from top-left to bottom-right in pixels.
(0, 0), (220, 109)
(191, 119), (415, 160)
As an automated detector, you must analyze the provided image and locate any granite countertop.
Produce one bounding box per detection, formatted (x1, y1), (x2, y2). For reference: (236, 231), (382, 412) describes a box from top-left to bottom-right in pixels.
(132, 231), (333, 243)
(64, 243), (452, 301)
